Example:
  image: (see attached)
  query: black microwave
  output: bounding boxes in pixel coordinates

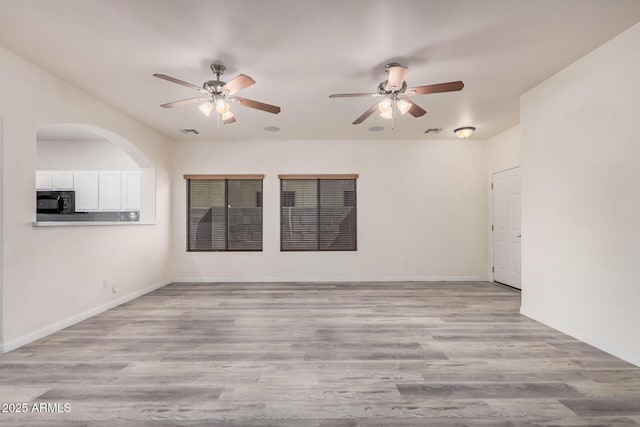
[37,191,75,214]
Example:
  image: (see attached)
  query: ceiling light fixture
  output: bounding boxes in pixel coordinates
[375,96,411,129]
[198,102,214,117]
[454,126,476,139]
[215,99,230,114]
[198,97,234,127]
[380,110,393,119]
[397,99,411,115]
[377,98,393,114]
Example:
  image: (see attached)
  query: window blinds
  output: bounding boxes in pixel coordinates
[279,175,357,251]
[186,175,263,251]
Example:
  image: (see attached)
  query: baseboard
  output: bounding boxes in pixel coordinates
[2,279,171,353]
[520,306,640,368]
[173,275,489,283]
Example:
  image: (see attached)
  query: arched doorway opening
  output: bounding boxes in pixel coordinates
[35,124,156,223]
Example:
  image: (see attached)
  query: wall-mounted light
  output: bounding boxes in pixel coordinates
[454,126,476,139]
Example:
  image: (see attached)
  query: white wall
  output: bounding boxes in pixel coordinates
[0,115,4,345]
[0,46,172,350]
[485,125,521,176]
[37,139,140,170]
[172,139,488,282]
[485,125,521,279]
[520,23,640,366]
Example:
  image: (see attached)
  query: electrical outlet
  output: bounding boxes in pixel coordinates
[103,280,109,290]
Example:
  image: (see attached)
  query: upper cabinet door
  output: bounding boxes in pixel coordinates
[122,171,141,210]
[51,171,74,189]
[36,171,53,190]
[74,171,99,211]
[99,171,122,210]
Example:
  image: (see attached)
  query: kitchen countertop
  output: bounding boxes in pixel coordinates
[33,221,155,227]
[34,211,151,226]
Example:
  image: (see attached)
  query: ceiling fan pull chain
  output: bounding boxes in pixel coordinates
[392,99,396,130]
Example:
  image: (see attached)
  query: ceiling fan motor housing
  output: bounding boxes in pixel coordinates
[203,80,227,94]
[378,80,407,95]
[204,64,227,94]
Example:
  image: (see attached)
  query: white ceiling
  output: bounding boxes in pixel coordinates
[1,0,639,141]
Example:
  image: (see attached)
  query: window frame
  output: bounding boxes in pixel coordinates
[185,174,264,252]
[279,174,358,252]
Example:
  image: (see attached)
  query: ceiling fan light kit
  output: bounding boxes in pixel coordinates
[329,63,465,129]
[197,101,214,117]
[454,126,476,139]
[154,63,280,127]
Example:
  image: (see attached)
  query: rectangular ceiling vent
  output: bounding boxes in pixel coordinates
[179,128,200,135]
[424,128,443,134]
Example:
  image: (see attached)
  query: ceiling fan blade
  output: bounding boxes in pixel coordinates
[329,93,382,98]
[224,116,237,124]
[160,97,210,108]
[352,103,379,125]
[221,74,256,95]
[406,81,464,95]
[402,99,427,117]
[233,97,281,114]
[385,65,408,91]
[153,73,208,93]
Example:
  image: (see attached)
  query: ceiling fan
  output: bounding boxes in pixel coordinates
[329,63,464,128]
[153,64,281,125]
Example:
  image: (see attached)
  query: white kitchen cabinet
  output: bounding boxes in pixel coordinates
[39,169,141,212]
[121,171,141,210]
[99,171,123,210]
[36,170,74,190]
[51,171,74,189]
[36,171,53,190]
[74,171,99,211]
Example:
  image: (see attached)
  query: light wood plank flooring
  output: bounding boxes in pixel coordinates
[1,281,639,426]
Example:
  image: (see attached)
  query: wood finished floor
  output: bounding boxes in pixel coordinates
[1,281,640,426]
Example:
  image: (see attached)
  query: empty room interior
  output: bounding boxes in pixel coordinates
[1,0,640,425]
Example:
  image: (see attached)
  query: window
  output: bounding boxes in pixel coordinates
[185,175,263,251]
[279,174,358,251]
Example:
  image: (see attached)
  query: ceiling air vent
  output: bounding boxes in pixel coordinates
[424,128,443,134]
[179,129,200,135]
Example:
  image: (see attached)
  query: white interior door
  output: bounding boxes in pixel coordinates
[492,167,521,289]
